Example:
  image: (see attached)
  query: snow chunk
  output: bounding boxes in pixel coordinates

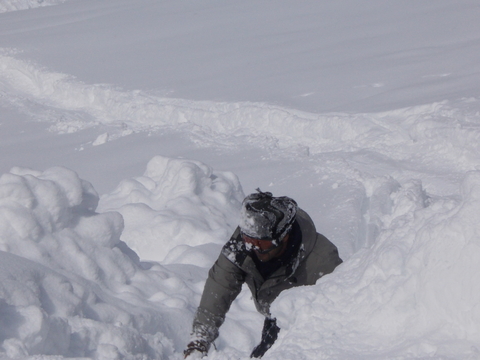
[0,166,128,284]
[92,132,109,146]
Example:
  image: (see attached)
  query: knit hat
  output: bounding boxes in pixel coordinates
[239,189,297,241]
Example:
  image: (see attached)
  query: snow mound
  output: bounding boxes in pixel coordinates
[0,0,64,13]
[0,166,126,285]
[270,172,480,360]
[99,155,244,264]
[0,162,238,359]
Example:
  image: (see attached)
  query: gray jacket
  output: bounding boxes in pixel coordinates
[191,208,342,345]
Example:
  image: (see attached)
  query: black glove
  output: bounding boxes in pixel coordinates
[184,340,208,359]
[250,317,280,358]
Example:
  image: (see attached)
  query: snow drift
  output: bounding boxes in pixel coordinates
[2,156,480,359]
[2,51,480,182]
[0,160,244,359]
[98,155,244,263]
[271,173,480,360]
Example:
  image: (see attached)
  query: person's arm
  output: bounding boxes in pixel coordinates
[185,253,246,357]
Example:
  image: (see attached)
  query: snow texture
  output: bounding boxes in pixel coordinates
[99,156,244,263]
[1,1,480,359]
[0,0,64,13]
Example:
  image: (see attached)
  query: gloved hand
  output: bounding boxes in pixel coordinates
[184,340,208,359]
[250,317,280,358]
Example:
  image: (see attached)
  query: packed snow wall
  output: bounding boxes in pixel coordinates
[271,172,480,360]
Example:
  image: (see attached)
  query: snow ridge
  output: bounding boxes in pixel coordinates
[1,52,480,175]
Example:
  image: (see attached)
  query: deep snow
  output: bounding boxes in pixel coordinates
[1,0,480,359]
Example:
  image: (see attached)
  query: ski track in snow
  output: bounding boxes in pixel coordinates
[1,51,480,177]
[2,49,480,359]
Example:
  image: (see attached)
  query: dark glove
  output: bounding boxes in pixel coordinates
[250,317,280,358]
[184,340,208,359]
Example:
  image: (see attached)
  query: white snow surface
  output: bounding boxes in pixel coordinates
[0,0,64,13]
[1,0,480,359]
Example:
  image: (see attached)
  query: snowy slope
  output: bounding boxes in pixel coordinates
[1,0,480,359]
[0,0,64,13]
[1,0,480,113]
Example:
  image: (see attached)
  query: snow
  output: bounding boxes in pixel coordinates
[1,0,480,359]
[99,156,244,263]
[0,0,64,13]
[272,174,480,359]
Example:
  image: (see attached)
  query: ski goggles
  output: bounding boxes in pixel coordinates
[241,233,281,254]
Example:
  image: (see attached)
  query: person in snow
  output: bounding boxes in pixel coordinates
[184,189,343,358]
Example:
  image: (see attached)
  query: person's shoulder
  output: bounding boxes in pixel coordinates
[313,232,338,252]
[310,232,343,268]
[221,227,248,266]
[295,208,317,253]
[296,208,316,233]
[295,209,340,261]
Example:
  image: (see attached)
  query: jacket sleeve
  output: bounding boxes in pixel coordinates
[191,252,246,346]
